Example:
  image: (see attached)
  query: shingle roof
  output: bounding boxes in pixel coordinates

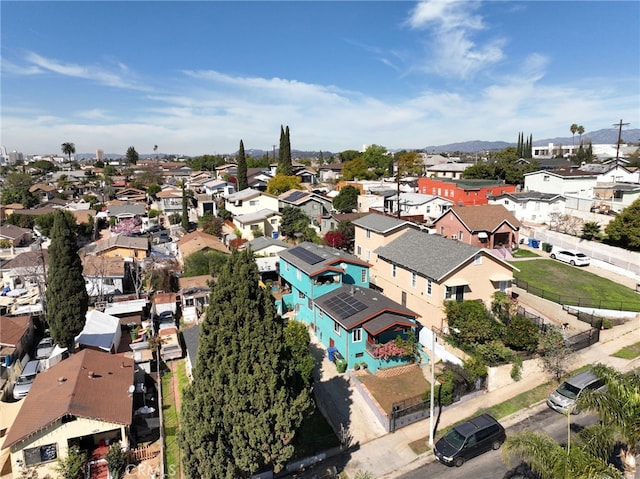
[491,191,564,202]
[444,205,522,232]
[177,231,229,258]
[243,236,290,252]
[0,250,49,271]
[375,229,483,281]
[279,242,367,277]
[226,188,262,201]
[315,284,417,330]
[91,235,149,254]
[351,213,414,234]
[234,209,279,224]
[0,224,32,240]
[0,315,31,347]
[3,349,134,448]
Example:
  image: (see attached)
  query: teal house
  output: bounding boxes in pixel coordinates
[279,243,420,373]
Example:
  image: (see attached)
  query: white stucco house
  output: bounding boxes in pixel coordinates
[489,191,565,224]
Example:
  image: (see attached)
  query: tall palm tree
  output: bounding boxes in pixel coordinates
[576,364,640,478]
[502,427,623,479]
[570,124,579,145]
[61,142,75,162]
[577,125,585,144]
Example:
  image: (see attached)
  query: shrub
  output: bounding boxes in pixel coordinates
[503,314,539,353]
[473,340,516,366]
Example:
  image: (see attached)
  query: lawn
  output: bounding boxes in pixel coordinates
[512,248,540,258]
[357,366,430,414]
[512,259,640,311]
[161,361,184,478]
[612,341,640,359]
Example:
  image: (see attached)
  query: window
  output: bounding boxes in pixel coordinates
[308,297,313,310]
[366,229,371,239]
[23,444,58,466]
[355,352,364,358]
[445,286,454,300]
[474,254,482,265]
[458,230,463,241]
[296,269,301,280]
[411,272,417,288]
[285,262,290,272]
[497,280,508,292]
[249,200,258,206]
[391,264,397,278]
[543,175,550,182]
[361,269,367,283]
[504,200,510,205]
[270,218,278,225]
[185,298,195,307]
[353,328,362,342]
[426,278,432,296]
[357,245,362,255]
[365,249,370,261]
[333,320,341,335]
[440,226,445,235]
[298,291,305,299]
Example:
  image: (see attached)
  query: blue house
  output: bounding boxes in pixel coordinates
[279,242,420,373]
[279,242,370,324]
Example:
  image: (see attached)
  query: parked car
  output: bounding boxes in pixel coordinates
[434,414,506,467]
[550,249,591,266]
[35,337,55,360]
[13,360,41,400]
[547,369,605,415]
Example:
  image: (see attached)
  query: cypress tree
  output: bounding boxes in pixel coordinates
[180,250,312,478]
[283,125,292,175]
[237,139,248,191]
[45,211,89,352]
[277,125,285,174]
[181,182,189,229]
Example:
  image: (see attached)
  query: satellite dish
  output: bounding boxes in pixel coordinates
[128,385,135,394]
[340,263,347,270]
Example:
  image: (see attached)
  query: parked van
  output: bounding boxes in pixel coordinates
[547,369,605,414]
[13,360,41,400]
[434,414,506,467]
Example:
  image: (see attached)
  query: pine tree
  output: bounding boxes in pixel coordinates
[180,250,312,478]
[284,126,292,175]
[277,125,285,174]
[181,182,189,229]
[237,139,248,191]
[45,211,89,352]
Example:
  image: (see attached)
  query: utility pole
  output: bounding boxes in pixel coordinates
[613,119,629,167]
[429,327,435,447]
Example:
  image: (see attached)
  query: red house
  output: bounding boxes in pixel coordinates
[417,177,517,206]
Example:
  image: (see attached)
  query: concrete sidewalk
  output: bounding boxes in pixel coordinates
[340,322,640,479]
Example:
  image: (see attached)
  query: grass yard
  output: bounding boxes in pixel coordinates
[612,341,640,359]
[161,361,184,478]
[512,248,541,258]
[357,367,430,414]
[512,259,640,311]
[294,406,341,458]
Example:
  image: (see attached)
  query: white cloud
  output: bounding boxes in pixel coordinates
[21,52,150,91]
[406,0,505,78]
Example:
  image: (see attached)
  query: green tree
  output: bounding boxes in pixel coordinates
[147,183,161,197]
[502,314,539,353]
[396,151,423,177]
[577,125,585,143]
[45,211,89,352]
[337,220,355,251]
[105,443,127,479]
[32,159,57,173]
[180,249,313,478]
[283,320,315,389]
[538,325,574,381]
[339,149,360,163]
[444,300,500,346]
[605,199,640,250]
[1,172,38,207]
[280,206,310,238]
[61,142,75,163]
[576,364,640,478]
[266,175,301,195]
[332,185,359,213]
[276,125,293,176]
[237,139,248,191]
[341,156,371,181]
[582,221,601,240]
[55,445,86,479]
[126,146,139,165]
[502,427,623,479]
[199,213,223,237]
[181,183,189,229]
[361,144,388,170]
[570,124,579,145]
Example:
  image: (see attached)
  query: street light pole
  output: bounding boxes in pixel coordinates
[429,327,435,447]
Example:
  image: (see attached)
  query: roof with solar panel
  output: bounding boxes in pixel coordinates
[279,242,368,276]
[315,284,418,330]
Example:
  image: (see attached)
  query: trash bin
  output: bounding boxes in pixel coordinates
[528,239,540,249]
[336,359,347,373]
[327,347,337,362]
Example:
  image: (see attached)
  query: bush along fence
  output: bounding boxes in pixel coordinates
[513,277,640,312]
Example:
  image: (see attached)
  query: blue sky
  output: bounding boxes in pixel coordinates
[2,1,638,157]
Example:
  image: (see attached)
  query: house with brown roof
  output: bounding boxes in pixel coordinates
[82,256,126,299]
[0,250,48,291]
[2,350,135,478]
[0,315,37,396]
[84,235,148,260]
[178,275,211,323]
[0,225,32,247]
[431,204,521,255]
[27,184,57,202]
[176,231,229,265]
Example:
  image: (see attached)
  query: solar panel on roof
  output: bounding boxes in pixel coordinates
[287,190,308,202]
[322,291,367,320]
[289,247,324,265]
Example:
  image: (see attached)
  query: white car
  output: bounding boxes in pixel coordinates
[550,249,590,266]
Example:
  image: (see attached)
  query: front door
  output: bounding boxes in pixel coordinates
[329,338,334,348]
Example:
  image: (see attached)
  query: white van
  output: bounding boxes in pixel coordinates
[13,360,41,400]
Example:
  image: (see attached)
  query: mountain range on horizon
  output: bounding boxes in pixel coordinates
[73,127,639,159]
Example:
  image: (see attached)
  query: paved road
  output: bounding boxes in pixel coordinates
[396,408,599,479]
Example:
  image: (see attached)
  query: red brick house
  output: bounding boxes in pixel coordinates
[417,177,517,206]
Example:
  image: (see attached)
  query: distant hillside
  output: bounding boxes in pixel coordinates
[422,140,512,154]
